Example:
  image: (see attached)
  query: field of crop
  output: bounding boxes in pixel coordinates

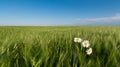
[0,26,120,67]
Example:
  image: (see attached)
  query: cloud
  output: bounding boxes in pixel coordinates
[74,13,120,25]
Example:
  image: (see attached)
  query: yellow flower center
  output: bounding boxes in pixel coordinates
[88,50,90,53]
[84,42,88,45]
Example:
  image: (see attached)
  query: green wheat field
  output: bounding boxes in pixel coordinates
[0,26,120,67]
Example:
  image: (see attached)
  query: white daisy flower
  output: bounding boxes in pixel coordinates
[86,48,92,55]
[82,40,90,48]
[74,38,82,43]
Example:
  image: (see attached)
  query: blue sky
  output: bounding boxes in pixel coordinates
[0,0,120,26]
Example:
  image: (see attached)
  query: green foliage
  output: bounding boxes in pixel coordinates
[0,26,120,67]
